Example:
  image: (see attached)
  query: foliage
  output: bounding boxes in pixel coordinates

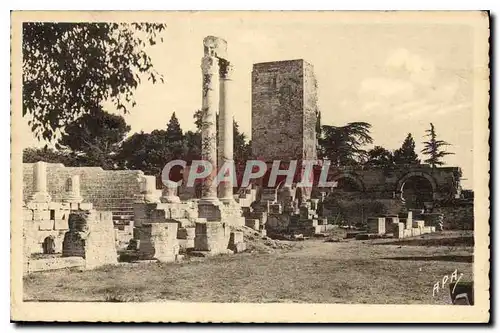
[23,146,74,165]
[55,109,130,169]
[23,22,166,140]
[393,133,420,165]
[365,146,394,167]
[421,123,454,167]
[318,122,373,166]
[192,109,251,166]
[118,113,188,176]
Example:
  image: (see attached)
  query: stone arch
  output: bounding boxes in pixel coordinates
[332,173,365,192]
[396,171,437,207]
[42,235,55,254]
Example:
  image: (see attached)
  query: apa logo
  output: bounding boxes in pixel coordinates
[432,269,464,297]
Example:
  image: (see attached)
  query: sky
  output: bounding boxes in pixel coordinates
[21,12,476,188]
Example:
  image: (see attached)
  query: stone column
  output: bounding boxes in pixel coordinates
[64,175,83,203]
[218,61,236,204]
[141,175,160,203]
[30,161,51,203]
[200,53,220,204]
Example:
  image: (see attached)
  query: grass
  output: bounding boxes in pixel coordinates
[23,233,473,304]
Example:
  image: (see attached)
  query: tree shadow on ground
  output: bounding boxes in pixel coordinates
[381,255,473,263]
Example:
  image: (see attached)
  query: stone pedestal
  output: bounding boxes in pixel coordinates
[30,161,51,203]
[141,175,160,204]
[161,185,181,203]
[367,217,386,235]
[194,221,230,254]
[63,175,83,203]
[405,211,413,230]
[137,222,179,263]
[62,210,118,269]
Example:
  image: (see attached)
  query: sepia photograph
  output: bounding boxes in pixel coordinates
[10,10,490,323]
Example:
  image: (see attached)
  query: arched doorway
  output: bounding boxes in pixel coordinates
[398,175,435,209]
[332,174,365,193]
[42,236,56,254]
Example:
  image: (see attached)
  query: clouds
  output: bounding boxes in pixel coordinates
[357,48,467,119]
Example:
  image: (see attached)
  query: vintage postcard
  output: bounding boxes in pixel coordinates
[11,11,490,323]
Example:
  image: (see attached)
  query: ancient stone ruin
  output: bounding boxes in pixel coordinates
[22,35,469,274]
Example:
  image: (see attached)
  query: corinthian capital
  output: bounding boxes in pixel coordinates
[201,56,219,75]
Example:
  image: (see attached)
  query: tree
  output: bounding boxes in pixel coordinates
[393,133,420,165]
[421,123,454,167]
[365,146,394,167]
[318,122,373,166]
[166,112,183,142]
[56,108,131,169]
[191,109,250,166]
[23,22,166,140]
[233,119,251,167]
[23,146,74,165]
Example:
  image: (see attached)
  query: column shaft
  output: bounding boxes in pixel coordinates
[218,62,235,202]
[200,55,220,203]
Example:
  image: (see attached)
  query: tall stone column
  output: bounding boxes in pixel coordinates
[218,61,236,204]
[200,53,220,204]
[64,175,83,203]
[30,161,51,203]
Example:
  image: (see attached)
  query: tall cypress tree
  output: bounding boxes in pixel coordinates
[421,123,454,168]
[166,112,183,142]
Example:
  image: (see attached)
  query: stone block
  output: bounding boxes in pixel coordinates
[300,219,318,227]
[411,228,421,237]
[269,204,282,215]
[197,202,222,221]
[320,218,328,225]
[54,219,69,230]
[33,210,50,221]
[232,242,247,253]
[229,231,244,245]
[245,218,260,230]
[430,226,436,233]
[396,222,405,239]
[413,220,425,229]
[70,202,80,210]
[48,202,62,210]
[39,219,54,231]
[63,210,118,269]
[194,222,230,254]
[367,217,386,235]
[26,202,49,210]
[60,202,71,210]
[137,222,179,263]
[406,211,413,230]
[422,226,432,234]
[78,202,93,210]
[260,229,267,237]
[54,209,69,220]
[403,229,412,238]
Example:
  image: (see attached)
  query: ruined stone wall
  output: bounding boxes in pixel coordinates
[23,163,144,221]
[252,60,317,162]
[327,165,462,200]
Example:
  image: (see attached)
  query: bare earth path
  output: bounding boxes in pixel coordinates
[24,235,473,304]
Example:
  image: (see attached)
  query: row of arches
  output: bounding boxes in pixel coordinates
[329,172,437,209]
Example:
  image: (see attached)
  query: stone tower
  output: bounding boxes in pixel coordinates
[251,59,318,163]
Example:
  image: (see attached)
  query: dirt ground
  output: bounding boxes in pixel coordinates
[23,231,473,304]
